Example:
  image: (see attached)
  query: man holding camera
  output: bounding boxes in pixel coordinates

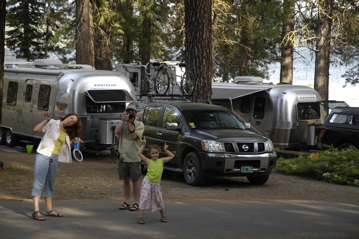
[115,104,144,211]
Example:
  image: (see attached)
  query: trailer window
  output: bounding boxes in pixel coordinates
[298,103,320,120]
[25,85,33,102]
[253,97,265,119]
[86,90,130,113]
[37,85,51,111]
[6,81,18,106]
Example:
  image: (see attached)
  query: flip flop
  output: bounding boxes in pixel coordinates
[45,210,63,217]
[32,211,46,221]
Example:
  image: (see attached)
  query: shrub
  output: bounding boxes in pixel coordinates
[275,146,359,186]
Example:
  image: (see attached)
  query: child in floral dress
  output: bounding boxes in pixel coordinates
[137,137,174,224]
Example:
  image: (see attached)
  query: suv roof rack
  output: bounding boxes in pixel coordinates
[137,93,193,101]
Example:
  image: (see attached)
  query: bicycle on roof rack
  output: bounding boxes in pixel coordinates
[155,62,196,96]
[138,62,167,95]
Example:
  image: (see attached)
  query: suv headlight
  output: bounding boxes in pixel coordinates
[264,139,274,151]
[201,140,225,152]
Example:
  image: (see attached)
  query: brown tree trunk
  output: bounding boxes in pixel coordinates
[76,0,94,67]
[314,0,332,102]
[280,0,295,84]
[94,30,113,70]
[139,15,152,95]
[0,0,5,124]
[185,0,213,103]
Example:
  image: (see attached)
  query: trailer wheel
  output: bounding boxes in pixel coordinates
[247,175,270,185]
[5,130,16,147]
[0,129,5,145]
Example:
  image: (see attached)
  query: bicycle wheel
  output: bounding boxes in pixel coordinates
[154,68,170,95]
[181,70,196,95]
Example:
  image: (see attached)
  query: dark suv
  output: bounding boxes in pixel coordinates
[135,100,277,186]
[319,107,359,151]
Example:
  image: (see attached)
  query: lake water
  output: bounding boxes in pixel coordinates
[267,58,358,107]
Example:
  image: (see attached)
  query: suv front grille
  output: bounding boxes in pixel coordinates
[224,142,265,153]
[237,143,254,152]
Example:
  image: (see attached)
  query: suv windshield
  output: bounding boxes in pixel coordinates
[183,110,245,129]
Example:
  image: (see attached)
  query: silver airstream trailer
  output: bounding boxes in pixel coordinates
[1,59,136,151]
[211,77,325,149]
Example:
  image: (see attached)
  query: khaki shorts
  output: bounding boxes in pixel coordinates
[118,157,142,181]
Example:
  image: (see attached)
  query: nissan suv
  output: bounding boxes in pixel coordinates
[134,100,277,186]
[319,107,359,151]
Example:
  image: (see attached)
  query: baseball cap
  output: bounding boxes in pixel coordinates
[126,103,137,111]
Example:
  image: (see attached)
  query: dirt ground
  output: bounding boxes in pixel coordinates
[0,145,358,203]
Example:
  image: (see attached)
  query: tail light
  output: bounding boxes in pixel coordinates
[319,129,326,137]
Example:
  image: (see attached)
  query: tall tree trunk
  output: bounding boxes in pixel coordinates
[76,0,94,67]
[122,0,134,64]
[0,0,5,124]
[314,0,332,101]
[280,0,295,84]
[139,15,152,95]
[185,0,213,103]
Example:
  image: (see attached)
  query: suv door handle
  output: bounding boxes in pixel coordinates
[156,132,163,136]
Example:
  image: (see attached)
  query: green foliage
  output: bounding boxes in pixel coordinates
[275,146,359,186]
[213,0,283,81]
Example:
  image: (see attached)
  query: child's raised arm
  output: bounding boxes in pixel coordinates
[162,142,174,163]
[138,137,150,164]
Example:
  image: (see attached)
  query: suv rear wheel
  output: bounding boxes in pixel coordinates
[338,143,353,151]
[183,152,205,186]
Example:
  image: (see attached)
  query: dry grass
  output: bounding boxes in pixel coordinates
[0,146,121,202]
[1,145,358,203]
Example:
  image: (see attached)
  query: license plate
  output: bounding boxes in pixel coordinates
[241,166,253,173]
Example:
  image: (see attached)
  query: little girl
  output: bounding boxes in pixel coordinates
[137,137,174,224]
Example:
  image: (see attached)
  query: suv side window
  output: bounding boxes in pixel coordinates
[162,106,181,128]
[143,105,162,126]
[329,113,359,126]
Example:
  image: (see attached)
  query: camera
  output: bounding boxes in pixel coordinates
[128,113,134,120]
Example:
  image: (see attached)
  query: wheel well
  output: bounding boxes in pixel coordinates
[335,140,355,148]
[180,146,198,168]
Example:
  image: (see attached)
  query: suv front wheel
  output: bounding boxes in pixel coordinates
[183,152,205,186]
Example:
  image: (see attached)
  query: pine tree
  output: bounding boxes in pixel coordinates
[6,0,46,60]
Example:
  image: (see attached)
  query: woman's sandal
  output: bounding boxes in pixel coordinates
[137,217,145,224]
[129,203,139,211]
[119,202,130,210]
[160,216,168,223]
[32,211,46,221]
[45,210,63,217]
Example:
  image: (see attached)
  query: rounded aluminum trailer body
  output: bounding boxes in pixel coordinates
[1,64,136,150]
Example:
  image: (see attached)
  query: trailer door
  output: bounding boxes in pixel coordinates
[249,96,267,135]
[32,83,52,138]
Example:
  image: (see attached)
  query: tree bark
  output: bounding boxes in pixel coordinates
[314,0,332,102]
[280,0,295,84]
[76,0,94,67]
[185,0,213,103]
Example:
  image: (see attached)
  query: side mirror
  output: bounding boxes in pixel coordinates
[166,122,180,130]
